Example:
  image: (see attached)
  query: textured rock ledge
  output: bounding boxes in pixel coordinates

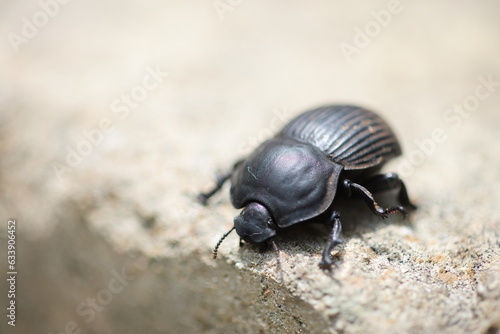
[3,110,499,333]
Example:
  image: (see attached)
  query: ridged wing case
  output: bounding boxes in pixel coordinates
[278,105,401,170]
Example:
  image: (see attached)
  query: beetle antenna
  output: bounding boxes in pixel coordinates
[213,226,235,259]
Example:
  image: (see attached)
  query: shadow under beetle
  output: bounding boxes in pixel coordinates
[199,105,416,269]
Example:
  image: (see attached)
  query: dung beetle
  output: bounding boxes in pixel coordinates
[199,105,416,269]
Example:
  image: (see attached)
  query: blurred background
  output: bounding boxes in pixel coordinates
[0,1,499,333]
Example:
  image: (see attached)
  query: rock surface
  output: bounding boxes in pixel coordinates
[0,1,499,333]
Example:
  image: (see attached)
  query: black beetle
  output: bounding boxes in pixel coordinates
[199,105,416,269]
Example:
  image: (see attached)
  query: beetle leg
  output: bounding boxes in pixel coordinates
[319,210,343,270]
[270,239,284,281]
[343,179,408,218]
[362,173,417,210]
[197,160,243,205]
[197,172,232,205]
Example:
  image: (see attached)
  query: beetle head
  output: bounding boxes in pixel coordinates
[234,202,276,243]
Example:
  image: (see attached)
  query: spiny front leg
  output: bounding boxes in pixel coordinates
[197,160,243,205]
[319,210,343,270]
[343,179,408,219]
[197,171,232,205]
